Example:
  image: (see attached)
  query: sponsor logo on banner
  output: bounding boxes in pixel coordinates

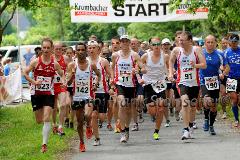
[74,3,108,16]
[69,0,208,23]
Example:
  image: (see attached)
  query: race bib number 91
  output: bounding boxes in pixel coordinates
[204,76,219,90]
[226,78,237,92]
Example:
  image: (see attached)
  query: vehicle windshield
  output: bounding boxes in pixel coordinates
[0,49,8,56]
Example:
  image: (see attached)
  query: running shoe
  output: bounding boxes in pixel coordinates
[131,124,139,131]
[203,119,209,131]
[107,124,113,131]
[153,133,160,140]
[165,120,170,127]
[120,132,127,143]
[79,142,86,152]
[209,126,216,135]
[193,121,198,129]
[221,112,227,119]
[181,130,190,140]
[41,144,47,153]
[93,139,101,146]
[52,126,58,134]
[234,121,239,127]
[58,127,66,136]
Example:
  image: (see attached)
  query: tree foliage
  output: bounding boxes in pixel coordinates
[0,0,53,45]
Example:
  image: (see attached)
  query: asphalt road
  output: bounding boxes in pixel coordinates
[65,113,240,160]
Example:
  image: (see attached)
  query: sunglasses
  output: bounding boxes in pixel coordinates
[76,49,85,51]
[112,42,120,45]
[151,42,161,46]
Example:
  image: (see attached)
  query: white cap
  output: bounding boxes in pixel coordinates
[161,38,171,44]
[87,40,99,46]
[120,35,130,40]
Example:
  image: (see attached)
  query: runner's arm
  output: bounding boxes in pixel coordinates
[66,62,75,86]
[110,53,117,86]
[23,59,38,85]
[169,48,178,80]
[91,63,101,84]
[134,52,146,74]
[103,59,112,80]
[195,47,207,69]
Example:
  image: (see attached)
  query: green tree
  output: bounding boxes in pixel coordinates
[0,0,53,46]
[111,0,240,36]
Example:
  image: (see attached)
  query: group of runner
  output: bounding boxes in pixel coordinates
[23,31,240,153]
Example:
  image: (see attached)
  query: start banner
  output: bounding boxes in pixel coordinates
[69,0,208,23]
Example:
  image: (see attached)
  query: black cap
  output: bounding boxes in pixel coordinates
[229,34,239,42]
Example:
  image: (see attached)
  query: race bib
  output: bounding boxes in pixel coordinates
[181,66,195,82]
[75,78,89,95]
[54,73,62,84]
[204,76,219,90]
[36,76,52,91]
[119,70,132,86]
[151,80,167,93]
[226,78,238,92]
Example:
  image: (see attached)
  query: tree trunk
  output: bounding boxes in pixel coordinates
[0,28,3,47]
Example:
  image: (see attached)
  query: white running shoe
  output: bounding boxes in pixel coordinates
[131,124,139,131]
[221,112,227,119]
[181,130,190,140]
[193,122,198,129]
[120,133,127,143]
[165,120,170,127]
[93,139,101,146]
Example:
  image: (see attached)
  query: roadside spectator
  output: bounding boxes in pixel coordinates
[23,48,35,68]
[3,58,12,76]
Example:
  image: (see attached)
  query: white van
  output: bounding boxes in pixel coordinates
[0,45,40,84]
[0,45,40,64]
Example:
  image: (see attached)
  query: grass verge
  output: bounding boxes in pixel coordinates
[0,103,76,160]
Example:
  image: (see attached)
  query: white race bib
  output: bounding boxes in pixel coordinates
[151,80,167,93]
[75,78,89,96]
[54,73,62,84]
[204,76,219,90]
[181,66,195,82]
[226,78,238,92]
[36,76,52,91]
[119,70,132,87]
